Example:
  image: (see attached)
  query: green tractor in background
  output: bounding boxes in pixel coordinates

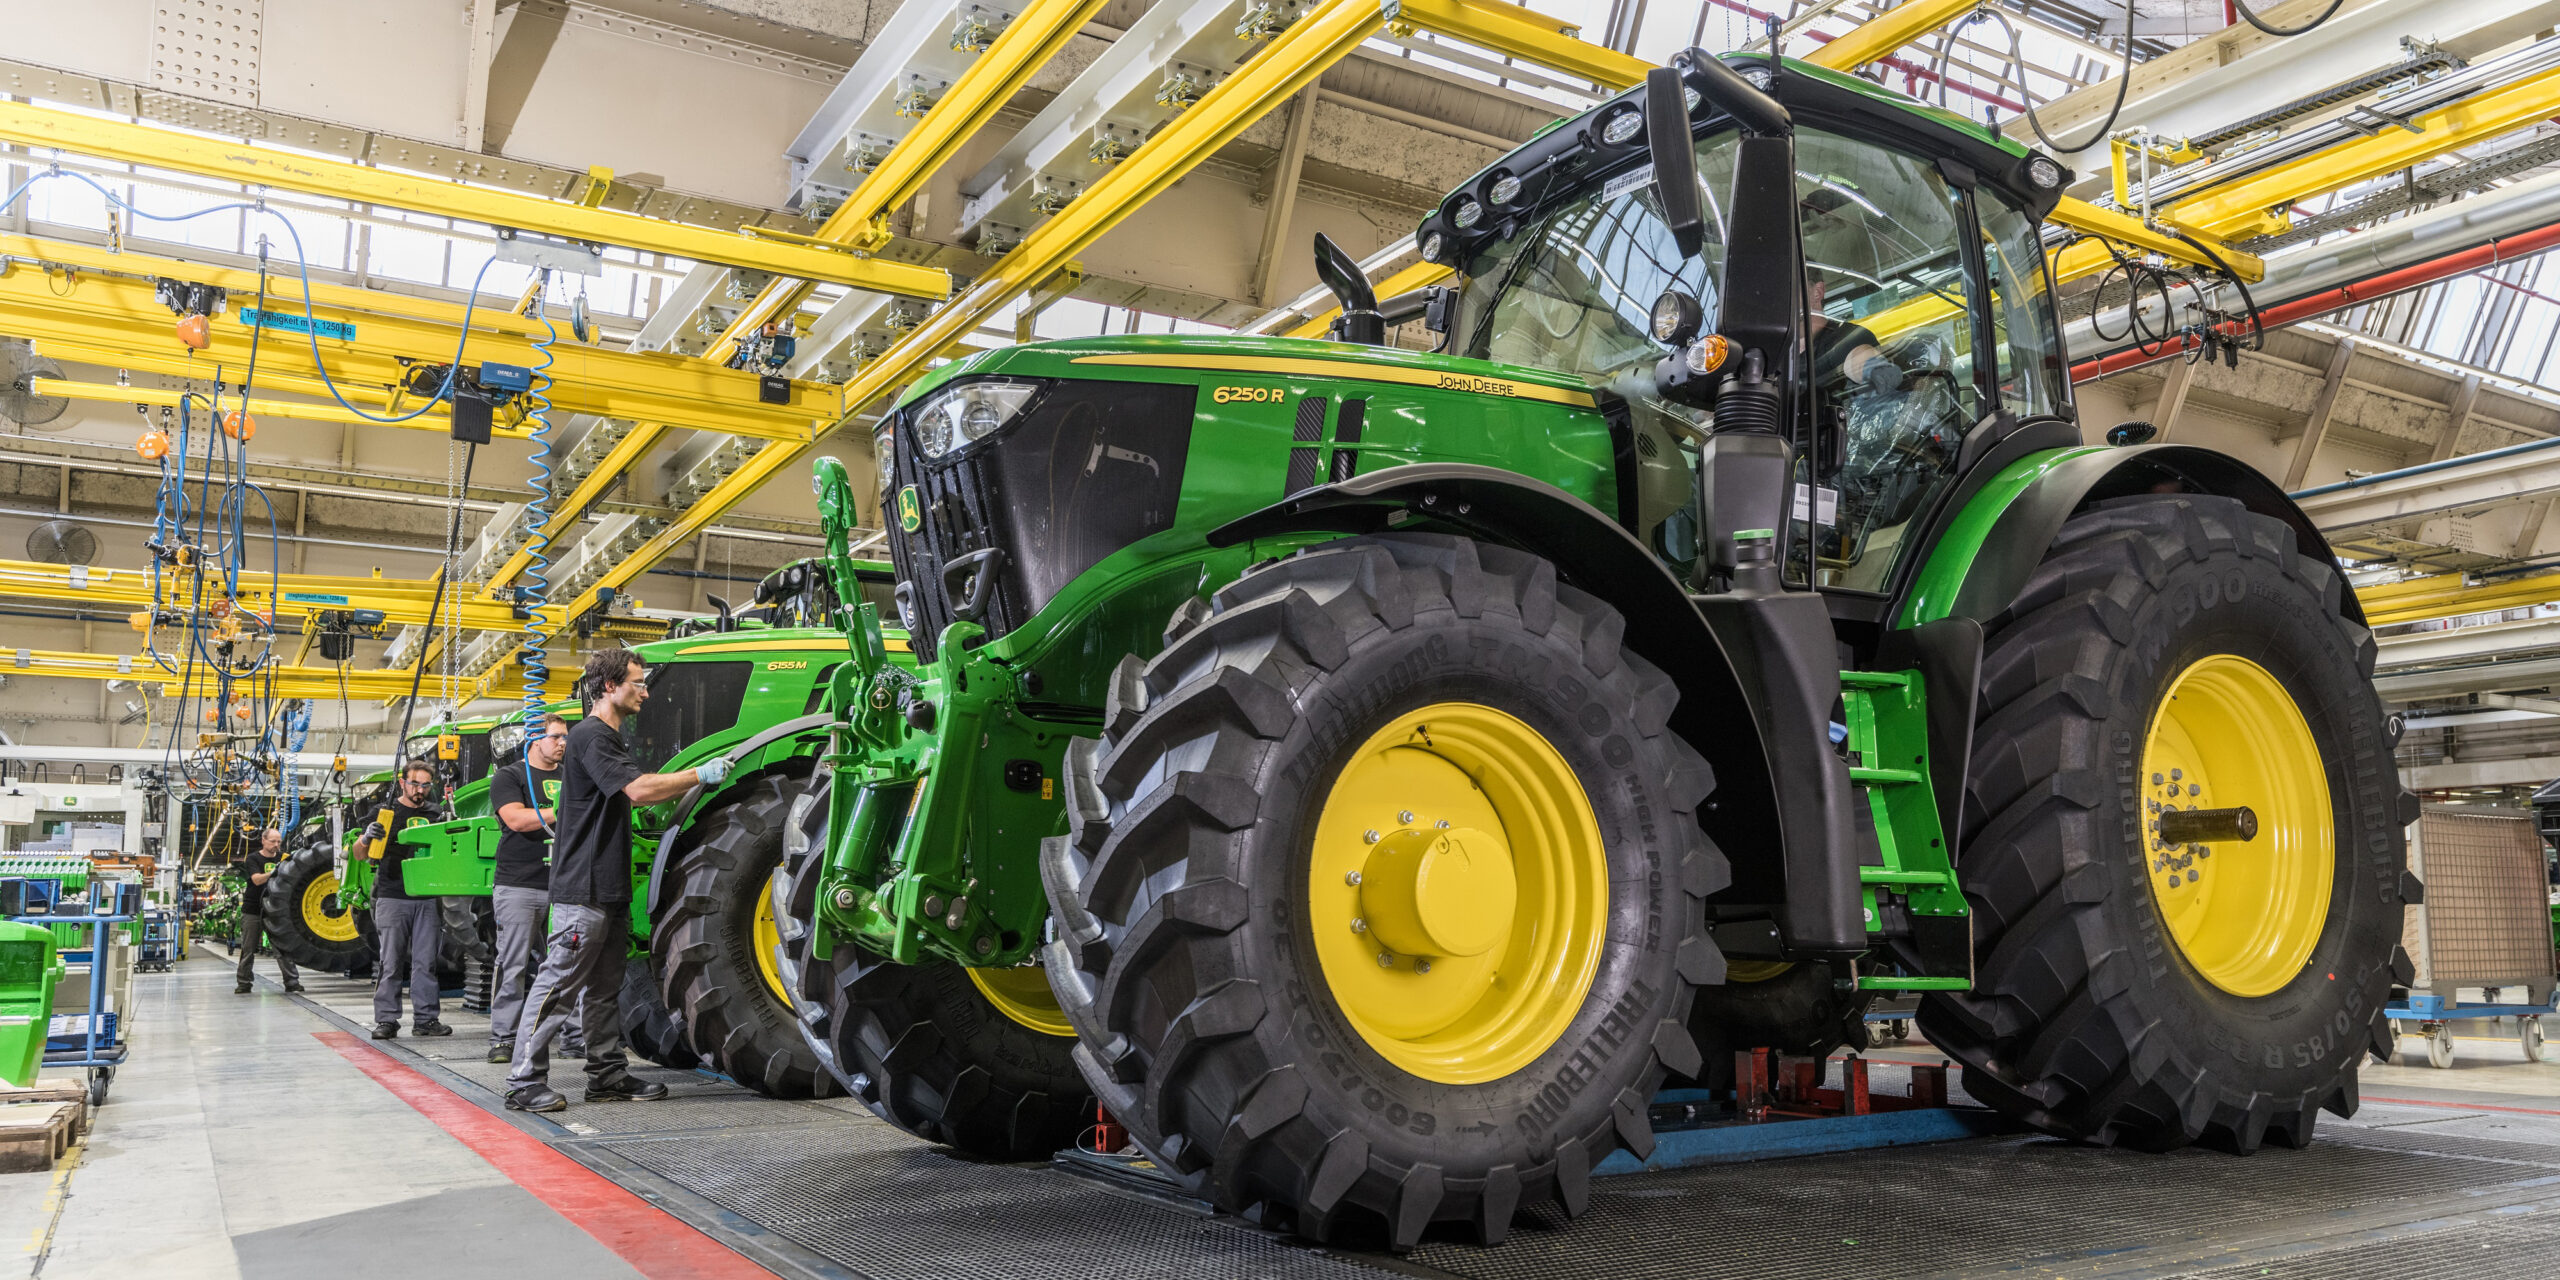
[389,557,903,1096]
[786,50,2414,1246]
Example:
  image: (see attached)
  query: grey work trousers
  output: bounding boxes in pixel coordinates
[371,896,443,1026]
[489,886,583,1049]
[234,912,300,986]
[505,902,630,1089]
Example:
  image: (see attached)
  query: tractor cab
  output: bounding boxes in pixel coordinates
[1413,52,2071,602]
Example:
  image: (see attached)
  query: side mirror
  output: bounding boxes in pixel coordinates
[1644,68,1706,260]
[2106,421,2158,446]
[1312,233,1383,345]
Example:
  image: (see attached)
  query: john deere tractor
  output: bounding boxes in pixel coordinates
[390,558,902,1096]
[790,51,2409,1246]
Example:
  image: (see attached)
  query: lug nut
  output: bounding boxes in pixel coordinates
[1415,959,1431,974]
[1350,918,1368,934]
[1363,830,1380,844]
[1397,810,1415,825]
[1345,871,1362,886]
[1435,819,1450,829]
[1377,951,1395,967]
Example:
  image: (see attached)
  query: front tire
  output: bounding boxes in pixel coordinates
[261,844,375,973]
[775,773,1093,1159]
[1922,494,2409,1153]
[652,773,837,1099]
[1043,534,1723,1247]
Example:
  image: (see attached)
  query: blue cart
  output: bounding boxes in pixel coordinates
[2385,989,2554,1069]
[18,911,135,1106]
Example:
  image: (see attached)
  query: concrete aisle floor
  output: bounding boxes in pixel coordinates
[1,948,674,1280]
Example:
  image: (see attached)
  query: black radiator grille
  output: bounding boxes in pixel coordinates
[888,377,1197,662]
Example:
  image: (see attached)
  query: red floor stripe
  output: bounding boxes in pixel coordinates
[316,1031,777,1280]
[2366,1094,2560,1118]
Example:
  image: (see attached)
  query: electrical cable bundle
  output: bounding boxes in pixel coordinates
[2071,229,2266,365]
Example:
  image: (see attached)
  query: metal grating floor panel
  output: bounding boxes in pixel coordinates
[265,963,2560,1280]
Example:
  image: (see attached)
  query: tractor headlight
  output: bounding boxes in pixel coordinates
[1599,106,1642,145]
[873,424,896,495]
[910,379,1042,459]
[2026,155,2066,190]
[1488,172,1521,205]
[1451,198,1483,230]
[488,721,527,760]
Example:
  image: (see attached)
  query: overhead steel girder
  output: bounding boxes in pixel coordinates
[2293,442,2560,533]
[33,377,513,437]
[2376,615,2560,670]
[709,0,1112,367]
[2166,64,2560,239]
[469,0,1456,703]
[1798,0,1981,74]
[2,647,522,702]
[2050,198,2264,281]
[0,259,834,439]
[2374,653,2560,703]
[1388,0,1650,90]
[0,557,533,634]
[0,101,951,300]
[2359,569,2560,628]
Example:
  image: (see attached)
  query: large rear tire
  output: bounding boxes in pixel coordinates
[775,773,1093,1159]
[1921,494,2410,1153]
[261,844,375,974]
[652,773,837,1099]
[1043,534,1723,1247]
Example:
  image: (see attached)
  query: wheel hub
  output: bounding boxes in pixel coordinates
[1357,825,1515,959]
[2139,654,2334,998]
[1309,702,1608,1085]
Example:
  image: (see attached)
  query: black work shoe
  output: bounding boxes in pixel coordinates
[487,1041,514,1064]
[414,1020,455,1037]
[559,1043,585,1060]
[371,1021,400,1040]
[583,1076,669,1103]
[506,1084,567,1113]
[284,983,306,994]
[235,984,252,994]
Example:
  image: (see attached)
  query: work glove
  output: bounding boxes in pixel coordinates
[1858,358,1905,393]
[694,756,733,788]
[360,821,386,845]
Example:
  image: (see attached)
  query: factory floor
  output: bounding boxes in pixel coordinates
[6,948,2560,1279]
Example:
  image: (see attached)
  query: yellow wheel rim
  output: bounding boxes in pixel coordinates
[752,869,788,1004]
[1726,960,1793,983]
[968,966,1076,1037]
[2139,654,2334,998]
[1309,701,1608,1085]
[302,870,359,943]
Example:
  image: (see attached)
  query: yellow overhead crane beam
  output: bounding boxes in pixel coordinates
[33,377,505,436]
[704,0,1115,365]
[467,0,1620,704]
[5,648,522,703]
[476,0,1116,603]
[0,101,951,300]
[2357,569,2560,629]
[2162,64,2560,239]
[1800,0,1982,73]
[0,557,542,634]
[0,240,836,440]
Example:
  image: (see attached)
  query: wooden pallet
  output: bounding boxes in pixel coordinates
[0,1100,81,1173]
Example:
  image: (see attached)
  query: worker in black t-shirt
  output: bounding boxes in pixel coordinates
[230,827,304,994]
[362,760,454,1040]
[505,648,730,1113]
[486,713,572,1064]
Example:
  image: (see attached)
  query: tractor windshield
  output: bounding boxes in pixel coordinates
[1454,124,2065,593]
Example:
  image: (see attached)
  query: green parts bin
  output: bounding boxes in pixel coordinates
[0,920,64,1087]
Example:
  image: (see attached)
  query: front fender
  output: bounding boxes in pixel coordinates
[640,713,832,922]
[1898,443,2365,629]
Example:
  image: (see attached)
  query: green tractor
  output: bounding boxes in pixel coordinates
[787,50,2409,1246]
[389,558,904,1096]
